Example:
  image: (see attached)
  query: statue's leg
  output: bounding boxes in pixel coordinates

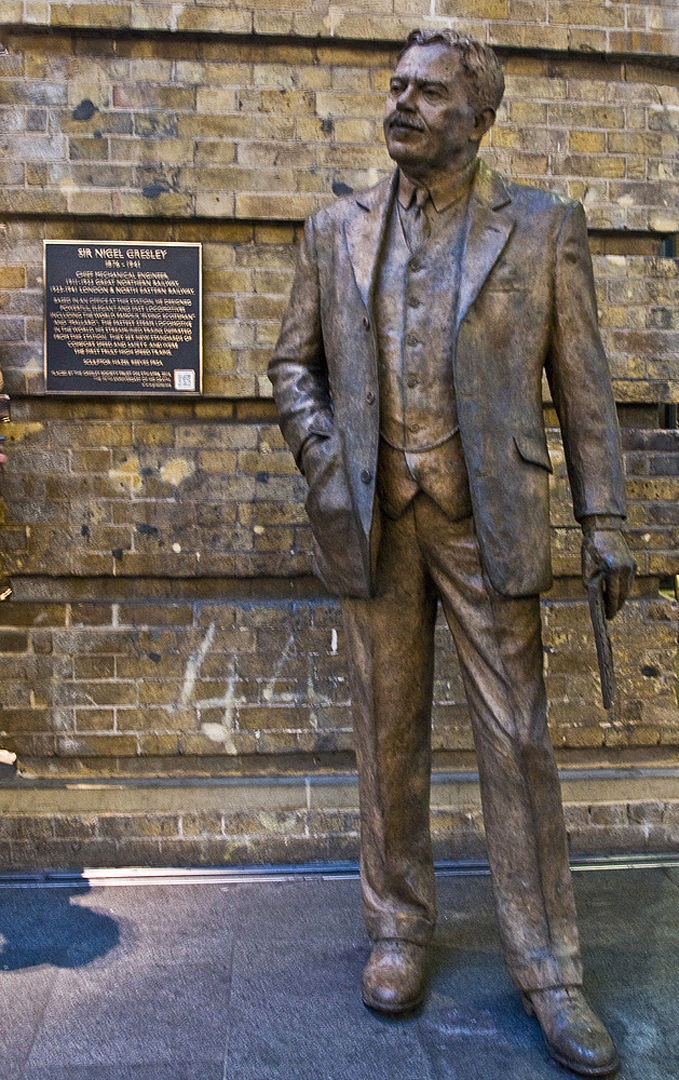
[341,502,439,947]
[416,498,583,992]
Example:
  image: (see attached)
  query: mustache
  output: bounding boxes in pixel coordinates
[386,115,425,132]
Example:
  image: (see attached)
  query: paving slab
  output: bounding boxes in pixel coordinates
[0,867,678,1080]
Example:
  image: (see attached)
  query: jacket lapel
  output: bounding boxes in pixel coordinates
[344,172,398,312]
[456,163,515,333]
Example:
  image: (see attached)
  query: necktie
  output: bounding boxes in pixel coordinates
[408,186,430,251]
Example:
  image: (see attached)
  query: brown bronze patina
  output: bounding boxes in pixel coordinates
[269,29,635,1078]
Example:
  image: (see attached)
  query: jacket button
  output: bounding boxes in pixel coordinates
[408,422,420,434]
[365,390,375,405]
[362,316,370,330]
[360,469,372,484]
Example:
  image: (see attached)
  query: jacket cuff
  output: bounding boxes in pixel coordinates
[581,514,626,534]
[294,413,334,469]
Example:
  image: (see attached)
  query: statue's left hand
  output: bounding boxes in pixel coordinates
[581,529,637,619]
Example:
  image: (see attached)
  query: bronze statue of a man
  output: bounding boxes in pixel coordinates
[269,29,635,1077]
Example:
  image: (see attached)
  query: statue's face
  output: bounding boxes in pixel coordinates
[383,43,481,173]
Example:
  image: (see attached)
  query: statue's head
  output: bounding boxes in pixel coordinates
[383,30,504,177]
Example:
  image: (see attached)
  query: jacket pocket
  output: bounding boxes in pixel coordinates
[304,435,368,596]
[513,432,553,473]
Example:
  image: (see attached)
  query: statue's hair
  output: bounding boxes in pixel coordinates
[398,29,505,115]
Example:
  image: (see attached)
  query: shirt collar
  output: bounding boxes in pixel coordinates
[398,158,478,213]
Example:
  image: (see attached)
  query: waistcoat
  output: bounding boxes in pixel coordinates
[375,192,473,522]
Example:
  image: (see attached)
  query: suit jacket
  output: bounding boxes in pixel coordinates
[269,161,626,599]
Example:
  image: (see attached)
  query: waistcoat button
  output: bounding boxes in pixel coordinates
[360,469,372,484]
[366,390,376,405]
[406,374,418,388]
[362,316,370,330]
[406,334,419,347]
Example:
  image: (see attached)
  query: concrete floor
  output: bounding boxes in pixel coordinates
[0,864,678,1079]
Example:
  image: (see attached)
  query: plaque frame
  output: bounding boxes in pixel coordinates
[43,240,203,396]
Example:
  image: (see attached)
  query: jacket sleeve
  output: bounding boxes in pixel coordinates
[545,200,627,523]
[268,215,334,466]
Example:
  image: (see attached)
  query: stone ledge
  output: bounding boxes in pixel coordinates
[2,767,679,870]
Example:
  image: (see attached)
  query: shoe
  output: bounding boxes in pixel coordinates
[361,939,427,1015]
[522,986,620,1077]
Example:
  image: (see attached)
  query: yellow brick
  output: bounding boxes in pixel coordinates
[509,0,547,19]
[627,157,646,180]
[177,8,252,32]
[550,2,624,27]
[178,115,253,139]
[316,90,384,119]
[0,267,26,289]
[109,138,194,165]
[518,25,570,49]
[567,28,608,52]
[510,102,548,126]
[333,119,377,143]
[194,142,238,166]
[259,90,316,116]
[254,224,296,244]
[197,451,238,472]
[559,154,626,179]
[51,4,131,28]
[131,5,174,30]
[203,372,257,396]
[235,193,320,219]
[439,0,509,16]
[505,75,567,101]
[195,193,237,217]
[608,132,662,155]
[510,152,548,174]
[196,88,238,114]
[331,67,372,92]
[253,64,299,90]
[298,67,332,91]
[295,172,328,194]
[489,23,527,48]
[67,191,114,215]
[491,128,522,149]
[204,270,255,293]
[569,131,607,153]
[114,192,192,216]
[204,297,236,320]
[254,10,295,35]
[22,1,48,20]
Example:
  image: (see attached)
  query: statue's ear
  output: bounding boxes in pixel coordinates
[472,108,495,143]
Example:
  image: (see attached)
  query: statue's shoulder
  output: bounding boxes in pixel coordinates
[311,174,394,232]
[483,162,578,219]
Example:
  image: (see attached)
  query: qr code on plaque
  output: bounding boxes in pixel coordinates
[174,369,195,392]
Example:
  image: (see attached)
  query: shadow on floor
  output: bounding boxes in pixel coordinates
[0,884,120,971]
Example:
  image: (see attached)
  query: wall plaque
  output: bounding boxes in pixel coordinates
[44,241,202,395]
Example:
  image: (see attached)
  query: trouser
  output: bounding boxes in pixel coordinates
[341,495,583,991]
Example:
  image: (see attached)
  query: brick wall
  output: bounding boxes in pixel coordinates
[1,0,677,55]
[2,219,679,401]
[0,37,677,230]
[0,4,677,865]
